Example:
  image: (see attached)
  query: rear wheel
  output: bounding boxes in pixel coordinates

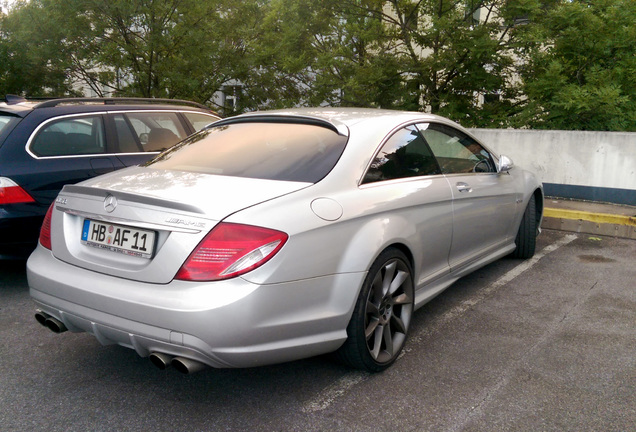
[336,248,414,372]
[511,195,537,259]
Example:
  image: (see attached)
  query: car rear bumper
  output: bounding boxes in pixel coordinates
[27,245,364,368]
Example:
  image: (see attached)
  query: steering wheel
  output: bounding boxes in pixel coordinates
[473,159,491,173]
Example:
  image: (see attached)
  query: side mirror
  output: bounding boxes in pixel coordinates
[497,155,514,173]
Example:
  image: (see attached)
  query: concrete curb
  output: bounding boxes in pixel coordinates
[542,203,636,240]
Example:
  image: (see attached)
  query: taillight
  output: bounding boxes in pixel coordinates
[175,223,288,281]
[0,177,35,204]
[39,203,55,250]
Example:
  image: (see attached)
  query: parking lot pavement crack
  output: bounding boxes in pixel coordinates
[558,281,598,324]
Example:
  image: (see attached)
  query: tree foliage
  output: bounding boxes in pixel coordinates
[515,0,636,131]
[243,0,404,111]
[371,0,526,126]
[73,0,259,103]
[1,0,259,109]
[1,0,634,130]
[0,0,76,96]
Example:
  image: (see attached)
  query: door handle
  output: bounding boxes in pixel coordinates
[456,182,472,193]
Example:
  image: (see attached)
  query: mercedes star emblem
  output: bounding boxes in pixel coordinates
[104,194,118,213]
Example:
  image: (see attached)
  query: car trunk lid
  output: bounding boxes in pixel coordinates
[49,167,310,284]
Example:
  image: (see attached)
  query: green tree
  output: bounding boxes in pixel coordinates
[365,0,544,126]
[515,0,636,131]
[1,0,260,112]
[250,0,543,127]
[3,0,633,131]
[241,0,404,111]
[63,0,259,109]
[0,0,76,96]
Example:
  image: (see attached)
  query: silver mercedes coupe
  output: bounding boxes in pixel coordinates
[28,108,543,373]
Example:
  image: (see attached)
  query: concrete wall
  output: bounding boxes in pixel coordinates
[469,129,636,205]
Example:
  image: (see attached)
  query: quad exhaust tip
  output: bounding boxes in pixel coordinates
[34,312,207,373]
[149,352,172,370]
[45,317,68,333]
[149,352,207,374]
[34,311,48,326]
[35,310,68,333]
[171,356,207,374]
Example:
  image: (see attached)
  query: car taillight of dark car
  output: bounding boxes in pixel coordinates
[0,177,35,204]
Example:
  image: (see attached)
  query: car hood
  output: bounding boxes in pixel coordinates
[77,166,311,220]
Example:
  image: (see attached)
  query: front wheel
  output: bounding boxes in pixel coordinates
[511,194,537,259]
[336,248,414,372]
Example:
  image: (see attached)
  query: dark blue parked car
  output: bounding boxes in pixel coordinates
[0,95,220,258]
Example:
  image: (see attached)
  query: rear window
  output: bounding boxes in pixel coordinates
[29,115,106,157]
[0,114,20,137]
[146,122,348,183]
[183,112,219,132]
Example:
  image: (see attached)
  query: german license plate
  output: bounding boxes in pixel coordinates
[81,219,155,258]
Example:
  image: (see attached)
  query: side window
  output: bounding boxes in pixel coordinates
[125,112,188,152]
[30,115,105,157]
[183,112,219,132]
[417,123,496,174]
[113,114,142,153]
[362,125,441,184]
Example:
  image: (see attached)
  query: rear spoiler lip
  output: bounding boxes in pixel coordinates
[206,113,350,137]
[60,184,207,215]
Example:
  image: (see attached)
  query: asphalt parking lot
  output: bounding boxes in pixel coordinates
[1,229,634,432]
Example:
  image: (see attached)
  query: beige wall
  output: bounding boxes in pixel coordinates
[469,129,636,191]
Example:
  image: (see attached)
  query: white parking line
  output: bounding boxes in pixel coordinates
[302,372,368,413]
[301,234,578,413]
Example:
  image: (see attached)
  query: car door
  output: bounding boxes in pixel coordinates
[416,122,518,270]
[360,125,454,287]
[24,113,124,203]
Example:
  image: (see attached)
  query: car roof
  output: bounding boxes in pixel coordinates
[210,107,496,161]
[217,107,462,136]
[0,96,217,118]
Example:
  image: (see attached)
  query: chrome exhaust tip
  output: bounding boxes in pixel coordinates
[171,357,207,374]
[149,352,173,370]
[34,310,50,327]
[44,317,68,333]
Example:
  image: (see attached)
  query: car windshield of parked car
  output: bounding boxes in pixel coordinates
[146,122,348,183]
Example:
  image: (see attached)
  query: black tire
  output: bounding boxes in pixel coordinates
[335,248,414,372]
[511,194,537,259]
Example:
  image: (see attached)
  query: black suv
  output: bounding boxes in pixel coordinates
[0,95,220,258]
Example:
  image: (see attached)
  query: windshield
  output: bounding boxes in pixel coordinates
[146,121,348,183]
